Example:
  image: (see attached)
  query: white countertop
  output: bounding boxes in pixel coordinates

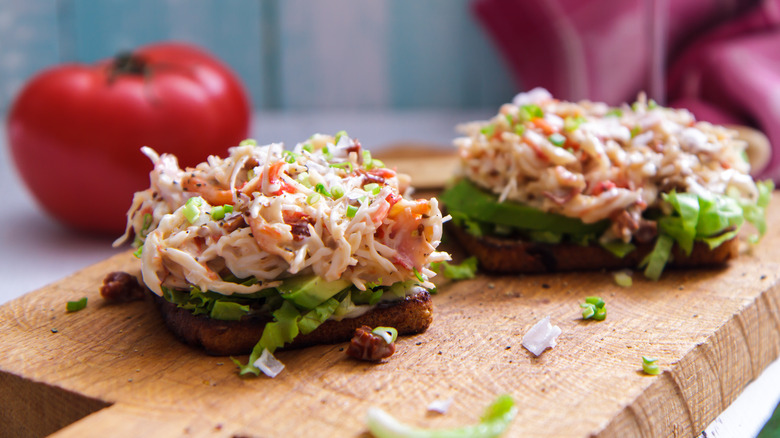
[1,110,777,437]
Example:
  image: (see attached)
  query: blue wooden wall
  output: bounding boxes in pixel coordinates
[0,0,517,115]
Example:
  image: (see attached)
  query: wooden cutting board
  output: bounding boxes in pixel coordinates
[2,188,779,438]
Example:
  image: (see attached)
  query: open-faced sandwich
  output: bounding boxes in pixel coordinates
[114,133,450,376]
[441,88,772,280]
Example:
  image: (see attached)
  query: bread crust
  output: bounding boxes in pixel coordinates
[153,289,434,356]
[447,223,739,273]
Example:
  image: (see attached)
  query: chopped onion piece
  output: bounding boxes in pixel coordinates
[427,396,454,414]
[253,349,285,378]
[522,316,562,356]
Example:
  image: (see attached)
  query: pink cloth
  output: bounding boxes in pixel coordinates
[667,0,780,180]
[473,0,780,179]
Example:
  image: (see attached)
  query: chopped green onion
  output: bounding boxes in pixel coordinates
[548,133,566,147]
[564,115,585,131]
[140,213,152,235]
[66,297,88,312]
[315,183,331,198]
[363,183,381,195]
[480,124,496,138]
[366,394,517,438]
[630,125,642,138]
[330,161,354,174]
[346,205,359,218]
[580,303,596,319]
[334,130,348,144]
[514,124,526,136]
[585,296,605,308]
[212,204,234,220]
[331,184,345,199]
[183,197,203,224]
[302,142,313,153]
[642,356,661,375]
[648,99,658,109]
[307,192,321,205]
[239,138,257,146]
[283,150,298,164]
[606,108,623,117]
[614,271,633,287]
[133,245,144,258]
[296,172,312,188]
[363,150,373,168]
[504,113,514,126]
[371,158,385,168]
[211,206,226,220]
[581,297,606,320]
[413,267,425,283]
[520,104,544,120]
[372,327,398,344]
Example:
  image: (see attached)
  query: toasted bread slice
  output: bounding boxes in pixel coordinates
[447,223,739,274]
[154,289,434,356]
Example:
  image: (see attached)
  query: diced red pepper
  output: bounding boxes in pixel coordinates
[591,180,617,196]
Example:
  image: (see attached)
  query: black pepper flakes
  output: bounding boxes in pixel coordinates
[541,283,550,289]
[51,328,58,333]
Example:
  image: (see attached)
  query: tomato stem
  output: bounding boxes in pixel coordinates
[110,51,149,79]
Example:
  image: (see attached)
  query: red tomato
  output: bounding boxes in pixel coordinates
[7,42,251,234]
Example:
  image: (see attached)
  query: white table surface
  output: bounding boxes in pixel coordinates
[1,110,778,437]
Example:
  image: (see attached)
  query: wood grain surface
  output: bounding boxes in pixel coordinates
[1,196,779,438]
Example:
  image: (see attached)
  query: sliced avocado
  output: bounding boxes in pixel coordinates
[278,275,351,309]
[440,179,608,236]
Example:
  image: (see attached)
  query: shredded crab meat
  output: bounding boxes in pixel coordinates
[118,134,450,296]
[455,87,760,240]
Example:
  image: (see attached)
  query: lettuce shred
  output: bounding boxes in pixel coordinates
[366,394,517,438]
[232,298,341,376]
[431,256,479,280]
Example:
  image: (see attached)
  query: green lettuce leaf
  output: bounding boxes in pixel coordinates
[696,193,744,238]
[600,240,636,258]
[299,298,340,335]
[660,191,700,254]
[232,301,302,376]
[639,234,674,281]
[210,301,250,321]
[739,180,774,243]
